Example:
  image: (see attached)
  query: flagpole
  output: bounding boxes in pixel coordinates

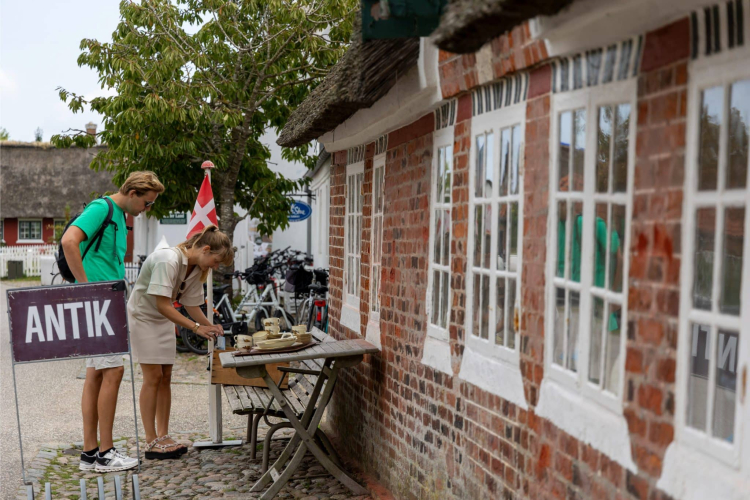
[193,160,242,449]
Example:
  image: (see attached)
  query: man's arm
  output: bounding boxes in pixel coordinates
[61,226,88,283]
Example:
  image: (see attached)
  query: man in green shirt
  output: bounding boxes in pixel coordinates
[61,171,164,472]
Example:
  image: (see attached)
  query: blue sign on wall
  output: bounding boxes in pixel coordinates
[289,201,312,222]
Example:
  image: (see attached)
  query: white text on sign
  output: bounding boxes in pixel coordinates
[25,300,115,343]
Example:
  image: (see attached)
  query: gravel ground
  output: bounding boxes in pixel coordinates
[1,281,368,499]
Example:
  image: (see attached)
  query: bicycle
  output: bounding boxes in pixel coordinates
[294,268,329,330]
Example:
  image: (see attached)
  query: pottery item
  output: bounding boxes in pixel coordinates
[291,325,307,336]
[236,335,254,349]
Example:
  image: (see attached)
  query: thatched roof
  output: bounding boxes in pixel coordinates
[432,0,573,54]
[0,143,116,218]
[277,22,420,148]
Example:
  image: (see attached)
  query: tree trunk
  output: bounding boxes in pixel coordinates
[217,179,239,301]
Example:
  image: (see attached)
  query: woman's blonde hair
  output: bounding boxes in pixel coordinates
[177,225,234,280]
[119,171,165,196]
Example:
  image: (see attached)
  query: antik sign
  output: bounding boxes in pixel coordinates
[7,282,129,363]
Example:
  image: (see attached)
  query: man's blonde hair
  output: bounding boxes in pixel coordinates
[119,171,165,196]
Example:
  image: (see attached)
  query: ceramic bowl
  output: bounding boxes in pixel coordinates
[252,331,269,344]
[291,325,307,336]
[262,317,280,328]
[295,333,313,344]
[256,336,296,350]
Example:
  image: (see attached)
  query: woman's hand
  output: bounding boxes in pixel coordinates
[195,324,224,341]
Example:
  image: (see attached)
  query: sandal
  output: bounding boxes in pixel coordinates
[145,436,183,460]
[161,435,189,455]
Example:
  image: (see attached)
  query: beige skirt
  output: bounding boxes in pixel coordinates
[128,312,176,365]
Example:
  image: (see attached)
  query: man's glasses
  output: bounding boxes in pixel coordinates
[143,199,155,208]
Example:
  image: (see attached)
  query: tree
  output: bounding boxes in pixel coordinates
[34,127,43,142]
[0,127,9,140]
[52,0,355,241]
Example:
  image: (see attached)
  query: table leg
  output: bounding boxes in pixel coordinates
[257,356,368,499]
[248,360,330,493]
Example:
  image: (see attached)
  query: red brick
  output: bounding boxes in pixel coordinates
[528,64,551,99]
[648,421,674,447]
[625,347,644,373]
[641,18,691,72]
[637,384,664,415]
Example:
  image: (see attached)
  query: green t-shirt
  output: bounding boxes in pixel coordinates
[557,215,620,287]
[71,196,127,282]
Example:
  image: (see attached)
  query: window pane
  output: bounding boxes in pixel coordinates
[472,273,481,337]
[486,133,494,197]
[509,202,519,272]
[720,207,745,315]
[698,86,723,191]
[572,109,586,192]
[556,201,567,278]
[497,203,508,271]
[712,330,739,442]
[571,201,583,283]
[433,210,442,264]
[567,291,580,372]
[436,147,444,204]
[589,296,605,385]
[507,277,516,349]
[610,205,626,292]
[475,134,485,197]
[474,205,483,267]
[727,80,750,189]
[483,205,492,269]
[693,207,716,310]
[442,209,451,267]
[440,271,450,329]
[553,287,566,366]
[432,270,441,325]
[593,203,609,289]
[511,125,521,195]
[687,323,710,431]
[604,302,622,394]
[500,128,510,196]
[559,111,571,191]
[354,257,360,295]
[613,104,630,193]
[481,274,490,339]
[495,277,506,345]
[444,145,453,203]
[596,106,612,193]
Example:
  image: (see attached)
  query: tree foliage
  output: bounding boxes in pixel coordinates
[0,127,9,140]
[52,0,356,238]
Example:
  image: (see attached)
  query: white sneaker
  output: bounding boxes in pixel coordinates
[79,448,98,471]
[95,448,138,472]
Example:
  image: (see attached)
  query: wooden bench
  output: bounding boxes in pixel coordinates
[222,328,340,471]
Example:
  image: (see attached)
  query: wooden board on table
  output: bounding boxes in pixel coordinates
[211,347,288,389]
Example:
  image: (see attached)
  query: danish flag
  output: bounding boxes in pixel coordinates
[186,175,218,239]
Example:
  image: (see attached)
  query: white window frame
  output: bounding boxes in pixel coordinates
[536,79,637,470]
[456,102,528,407]
[366,154,386,348]
[675,55,750,468]
[659,47,750,500]
[311,174,330,269]
[422,126,455,374]
[17,219,44,243]
[341,160,364,332]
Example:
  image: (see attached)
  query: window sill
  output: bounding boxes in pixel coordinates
[339,301,360,334]
[536,377,636,471]
[365,315,382,349]
[422,335,453,375]
[658,441,748,500]
[458,345,528,409]
[16,240,47,244]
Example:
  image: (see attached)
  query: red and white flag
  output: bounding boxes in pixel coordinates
[186,175,218,239]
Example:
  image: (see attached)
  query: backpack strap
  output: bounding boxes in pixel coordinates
[81,197,116,261]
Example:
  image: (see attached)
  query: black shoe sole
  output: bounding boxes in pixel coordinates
[145,450,182,460]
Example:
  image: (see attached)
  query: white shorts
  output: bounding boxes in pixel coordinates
[86,355,124,371]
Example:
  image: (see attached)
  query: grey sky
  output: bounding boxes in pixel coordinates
[1,0,122,142]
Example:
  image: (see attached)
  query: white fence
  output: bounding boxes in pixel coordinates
[0,245,57,278]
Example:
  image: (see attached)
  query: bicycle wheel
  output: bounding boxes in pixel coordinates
[50,273,65,286]
[296,299,311,328]
[180,326,208,355]
[253,308,269,332]
[175,325,191,353]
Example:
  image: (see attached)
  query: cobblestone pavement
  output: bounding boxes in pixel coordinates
[16,429,373,500]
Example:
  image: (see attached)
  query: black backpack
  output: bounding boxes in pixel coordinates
[56,197,119,283]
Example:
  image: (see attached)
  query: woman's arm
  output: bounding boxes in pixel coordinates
[154,296,223,340]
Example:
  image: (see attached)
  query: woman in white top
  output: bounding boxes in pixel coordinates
[127,225,232,459]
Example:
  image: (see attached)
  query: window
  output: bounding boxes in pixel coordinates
[341,153,364,332]
[547,89,632,405]
[311,177,330,269]
[18,220,42,241]
[677,74,748,464]
[371,157,385,314]
[458,99,528,407]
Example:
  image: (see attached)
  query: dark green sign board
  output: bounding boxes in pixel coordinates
[160,212,187,225]
[362,0,447,40]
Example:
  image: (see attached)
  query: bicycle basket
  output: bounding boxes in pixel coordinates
[284,266,313,293]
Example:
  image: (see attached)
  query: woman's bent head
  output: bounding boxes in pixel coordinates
[178,225,234,279]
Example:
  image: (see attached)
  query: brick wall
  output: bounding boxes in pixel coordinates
[323,15,694,500]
